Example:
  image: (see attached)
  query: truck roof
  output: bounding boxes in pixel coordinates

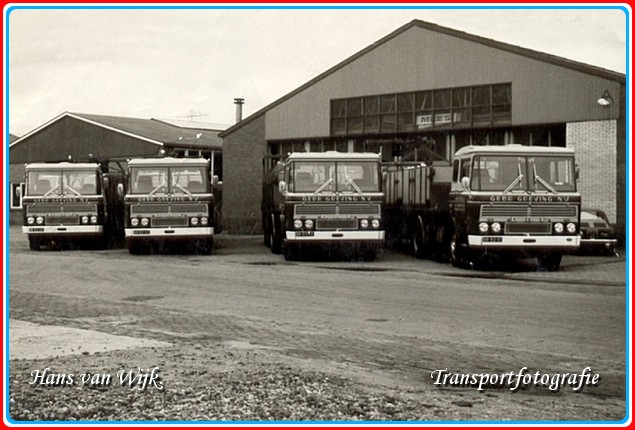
[286,151,380,161]
[127,157,209,167]
[454,144,575,157]
[26,162,100,171]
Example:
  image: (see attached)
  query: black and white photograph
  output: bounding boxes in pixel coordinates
[5,4,630,424]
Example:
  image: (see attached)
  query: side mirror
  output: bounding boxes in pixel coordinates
[575,165,580,181]
[15,186,22,198]
[278,181,287,193]
[117,183,125,197]
[460,176,470,190]
[212,175,220,186]
[103,177,110,189]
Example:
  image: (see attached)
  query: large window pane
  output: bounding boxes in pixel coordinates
[365,115,380,133]
[348,116,363,134]
[380,114,396,132]
[364,96,379,114]
[415,91,433,110]
[379,95,396,113]
[331,118,346,135]
[332,100,346,118]
[453,88,470,107]
[472,86,490,106]
[492,84,512,105]
[397,93,414,112]
[434,90,451,109]
[397,112,415,131]
[347,98,362,117]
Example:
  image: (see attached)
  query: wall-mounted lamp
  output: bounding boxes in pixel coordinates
[597,90,614,106]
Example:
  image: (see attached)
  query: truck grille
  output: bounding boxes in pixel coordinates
[132,203,207,215]
[481,204,577,219]
[504,222,552,234]
[46,215,79,225]
[295,204,380,217]
[152,216,189,227]
[27,202,97,215]
[316,219,358,230]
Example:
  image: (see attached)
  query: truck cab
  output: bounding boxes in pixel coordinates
[21,162,112,250]
[263,151,385,261]
[122,157,218,254]
[449,144,581,270]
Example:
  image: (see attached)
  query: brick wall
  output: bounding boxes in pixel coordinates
[566,120,617,223]
[222,115,266,234]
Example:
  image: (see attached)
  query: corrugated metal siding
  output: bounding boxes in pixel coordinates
[10,117,159,163]
[266,25,620,140]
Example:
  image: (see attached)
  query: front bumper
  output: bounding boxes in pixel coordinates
[23,225,103,235]
[468,235,580,249]
[285,230,384,243]
[125,227,214,239]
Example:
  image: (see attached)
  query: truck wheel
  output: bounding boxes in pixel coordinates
[537,253,562,271]
[28,237,41,251]
[200,238,214,255]
[263,213,272,248]
[450,233,471,269]
[271,214,282,254]
[128,240,146,255]
[283,243,298,261]
[412,216,426,259]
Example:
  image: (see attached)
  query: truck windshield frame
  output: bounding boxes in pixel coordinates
[289,161,380,194]
[27,170,99,196]
[470,155,576,193]
[129,166,209,195]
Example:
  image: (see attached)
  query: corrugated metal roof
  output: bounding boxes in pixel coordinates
[220,19,625,138]
[10,112,223,151]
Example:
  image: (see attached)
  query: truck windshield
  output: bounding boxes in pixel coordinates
[289,161,379,193]
[470,155,575,193]
[27,170,99,196]
[130,167,208,194]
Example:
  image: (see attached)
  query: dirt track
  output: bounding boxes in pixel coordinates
[7,228,628,422]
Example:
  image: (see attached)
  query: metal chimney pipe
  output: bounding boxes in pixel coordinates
[234,98,245,123]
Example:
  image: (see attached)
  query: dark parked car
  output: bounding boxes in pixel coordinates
[578,208,618,256]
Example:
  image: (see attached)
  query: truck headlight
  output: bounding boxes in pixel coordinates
[491,222,502,233]
[200,217,209,226]
[566,223,576,233]
[293,219,303,229]
[27,217,35,225]
[141,218,149,227]
[371,219,380,229]
[190,217,199,226]
[304,219,314,229]
[131,218,139,227]
[360,219,369,229]
[81,216,89,224]
[479,222,489,233]
[36,216,44,225]
[90,215,98,224]
[554,222,564,233]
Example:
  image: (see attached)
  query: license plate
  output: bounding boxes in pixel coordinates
[296,231,314,237]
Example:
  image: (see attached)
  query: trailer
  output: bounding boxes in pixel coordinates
[262,151,385,261]
[383,144,581,271]
[121,157,221,254]
[21,161,124,250]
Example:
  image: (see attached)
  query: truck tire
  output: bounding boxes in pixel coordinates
[271,213,282,254]
[412,216,426,259]
[538,253,562,272]
[28,237,41,251]
[450,232,471,269]
[263,213,271,248]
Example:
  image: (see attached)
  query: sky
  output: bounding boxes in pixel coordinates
[5,5,629,137]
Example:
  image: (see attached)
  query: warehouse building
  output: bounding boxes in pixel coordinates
[220,19,626,240]
[9,112,224,224]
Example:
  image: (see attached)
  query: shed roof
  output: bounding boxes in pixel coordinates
[10,112,224,151]
[220,19,625,138]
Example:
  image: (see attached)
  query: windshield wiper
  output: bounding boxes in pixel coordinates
[149,181,167,196]
[533,164,557,193]
[503,163,524,194]
[63,184,81,196]
[344,175,363,194]
[43,185,60,198]
[313,178,333,194]
[173,182,192,196]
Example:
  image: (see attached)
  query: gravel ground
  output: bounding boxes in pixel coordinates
[9,343,626,423]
